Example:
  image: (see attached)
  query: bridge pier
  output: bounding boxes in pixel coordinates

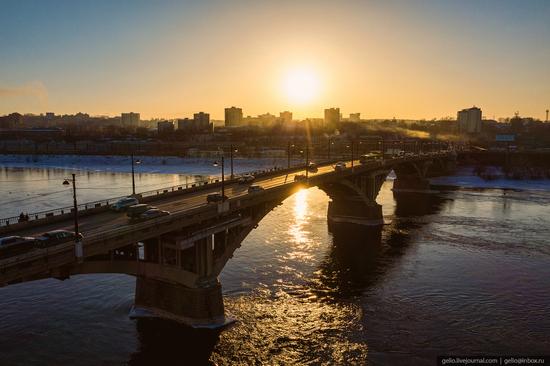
[327,199,383,227]
[132,276,228,328]
[321,169,389,227]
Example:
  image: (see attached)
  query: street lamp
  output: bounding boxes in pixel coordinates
[327,138,333,160]
[305,145,310,178]
[230,145,238,179]
[63,173,82,261]
[287,142,295,169]
[350,141,355,171]
[213,156,225,200]
[130,154,141,196]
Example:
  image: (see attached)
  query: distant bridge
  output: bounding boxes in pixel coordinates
[0,151,456,327]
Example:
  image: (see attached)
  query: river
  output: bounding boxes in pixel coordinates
[0,157,549,365]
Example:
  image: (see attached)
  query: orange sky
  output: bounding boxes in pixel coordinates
[1,1,549,120]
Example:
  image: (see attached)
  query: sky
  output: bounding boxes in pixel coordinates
[0,0,549,120]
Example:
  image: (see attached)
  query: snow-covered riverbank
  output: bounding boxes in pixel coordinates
[0,154,296,175]
[429,166,550,191]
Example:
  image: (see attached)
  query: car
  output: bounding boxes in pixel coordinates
[359,153,380,164]
[207,193,228,203]
[238,174,255,184]
[294,174,307,182]
[307,162,318,173]
[34,230,82,248]
[126,204,154,219]
[111,197,139,211]
[334,162,347,171]
[247,185,264,193]
[138,209,169,220]
[0,236,36,259]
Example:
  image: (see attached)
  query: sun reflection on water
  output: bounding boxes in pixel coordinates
[289,189,309,245]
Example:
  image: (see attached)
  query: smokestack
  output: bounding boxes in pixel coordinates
[546,109,549,123]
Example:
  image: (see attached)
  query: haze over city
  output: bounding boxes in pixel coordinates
[1,0,549,120]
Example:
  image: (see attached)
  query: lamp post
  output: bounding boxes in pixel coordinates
[287,143,295,169]
[63,174,82,261]
[213,156,225,200]
[130,154,141,196]
[351,141,355,171]
[230,145,237,179]
[305,145,310,178]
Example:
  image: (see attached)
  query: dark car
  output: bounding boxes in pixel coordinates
[307,162,318,173]
[0,236,36,259]
[34,230,82,248]
[207,193,227,203]
[294,174,307,182]
[139,209,169,220]
[247,185,264,193]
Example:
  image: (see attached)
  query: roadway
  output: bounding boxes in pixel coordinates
[9,162,340,241]
[5,151,451,244]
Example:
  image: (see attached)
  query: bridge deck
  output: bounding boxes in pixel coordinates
[0,152,453,285]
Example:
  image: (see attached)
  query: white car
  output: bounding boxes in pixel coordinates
[238,174,255,184]
[111,197,139,211]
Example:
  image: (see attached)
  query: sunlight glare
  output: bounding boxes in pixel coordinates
[283,67,320,105]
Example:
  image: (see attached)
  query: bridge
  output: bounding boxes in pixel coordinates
[0,151,456,328]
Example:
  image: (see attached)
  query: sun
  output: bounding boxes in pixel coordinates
[282,67,321,105]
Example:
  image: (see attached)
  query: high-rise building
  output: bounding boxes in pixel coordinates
[121,112,140,127]
[457,106,482,134]
[225,107,243,127]
[324,108,340,127]
[280,111,293,124]
[349,113,360,122]
[194,112,210,131]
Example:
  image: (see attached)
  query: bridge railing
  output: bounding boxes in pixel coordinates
[0,152,455,230]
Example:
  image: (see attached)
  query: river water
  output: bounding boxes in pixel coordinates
[0,159,549,365]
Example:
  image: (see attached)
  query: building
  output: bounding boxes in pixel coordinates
[121,112,140,128]
[457,106,482,134]
[178,113,212,133]
[324,108,340,127]
[193,112,211,132]
[349,113,360,122]
[177,118,193,131]
[0,113,23,129]
[225,107,243,127]
[280,111,293,124]
[157,121,175,134]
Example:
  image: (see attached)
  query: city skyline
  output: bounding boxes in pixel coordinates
[1,0,549,120]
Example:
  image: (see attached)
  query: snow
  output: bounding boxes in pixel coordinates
[429,166,550,191]
[0,154,297,175]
